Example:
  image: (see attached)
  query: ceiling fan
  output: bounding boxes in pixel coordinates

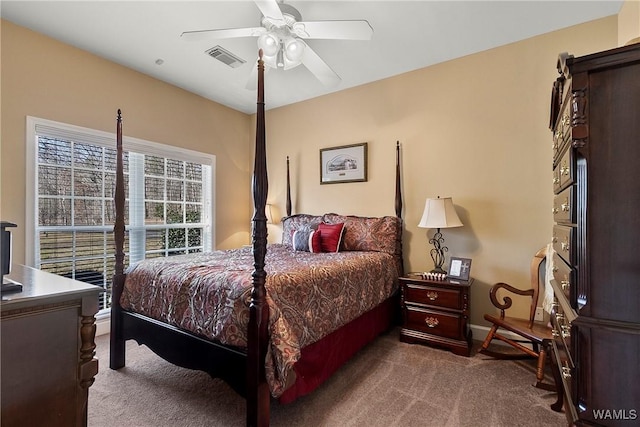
[181,0,373,87]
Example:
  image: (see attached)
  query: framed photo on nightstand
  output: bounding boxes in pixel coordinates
[448,257,472,281]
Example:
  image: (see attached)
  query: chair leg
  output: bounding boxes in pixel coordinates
[535,347,546,384]
[481,324,499,352]
[534,342,556,392]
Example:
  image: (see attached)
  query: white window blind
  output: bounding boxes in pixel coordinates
[26,116,215,312]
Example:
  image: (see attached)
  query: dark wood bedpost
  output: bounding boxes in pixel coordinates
[285,156,292,217]
[395,141,404,276]
[395,141,402,219]
[247,50,270,427]
[110,109,126,369]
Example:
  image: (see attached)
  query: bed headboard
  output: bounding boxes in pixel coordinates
[281,213,403,275]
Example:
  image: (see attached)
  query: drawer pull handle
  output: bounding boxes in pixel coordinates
[552,207,559,214]
[561,201,570,212]
[561,242,570,252]
[425,316,439,328]
[561,365,572,379]
[561,280,570,291]
[426,291,438,301]
[561,325,571,339]
[553,177,560,185]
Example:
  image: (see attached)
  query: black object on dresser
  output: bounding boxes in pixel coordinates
[400,275,473,356]
[549,44,640,426]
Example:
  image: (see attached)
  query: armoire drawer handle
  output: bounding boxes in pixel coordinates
[561,364,572,379]
[425,316,439,328]
[561,201,570,212]
[426,291,438,301]
[561,242,570,252]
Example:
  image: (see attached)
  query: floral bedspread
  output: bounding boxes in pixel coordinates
[120,244,398,397]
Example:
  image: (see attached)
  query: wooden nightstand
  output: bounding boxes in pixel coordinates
[399,275,473,356]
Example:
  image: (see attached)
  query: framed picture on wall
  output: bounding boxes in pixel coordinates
[447,257,472,281]
[320,142,368,184]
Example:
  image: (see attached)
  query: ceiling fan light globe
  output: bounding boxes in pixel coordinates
[258,33,279,57]
[284,38,305,63]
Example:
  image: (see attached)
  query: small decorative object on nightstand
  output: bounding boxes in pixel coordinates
[400,273,473,356]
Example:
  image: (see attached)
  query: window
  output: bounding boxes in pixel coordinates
[26,117,215,313]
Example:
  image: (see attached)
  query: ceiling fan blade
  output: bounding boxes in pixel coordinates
[181,27,265,41]
[293,20,373,40]
[301,45,341,87]
[254,0,285,25]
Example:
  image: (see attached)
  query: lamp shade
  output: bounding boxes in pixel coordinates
[284,37,305,63]
[258,33,280,57]
[418,197,463,229]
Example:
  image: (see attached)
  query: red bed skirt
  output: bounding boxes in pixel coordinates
[278,293,398,404]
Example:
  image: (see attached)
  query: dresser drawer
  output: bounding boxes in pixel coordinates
[553,92,572,167]
[404,305,463,341]
[553,146,574,193]
[403,282,463,310]
[552,252,573,301]
[551,304,573,364]
[553,186,575,224]
[553,225,574,266]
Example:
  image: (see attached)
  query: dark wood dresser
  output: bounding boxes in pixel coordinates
[549,44,640,426]
[399,275,472,356]
[1,265,102,427]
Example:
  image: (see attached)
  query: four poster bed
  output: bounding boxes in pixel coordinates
[109,52,404,426]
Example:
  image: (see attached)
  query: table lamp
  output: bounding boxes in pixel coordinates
[418,197,463,273]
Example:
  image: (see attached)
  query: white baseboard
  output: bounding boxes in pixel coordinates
[96,315,110,336]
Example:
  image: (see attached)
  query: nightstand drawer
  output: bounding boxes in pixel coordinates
[404,306,463,341]
[404,282,462,310]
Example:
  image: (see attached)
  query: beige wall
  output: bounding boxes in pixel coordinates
[1,20,254,264]
[619,0,640,45]
[1,15,619,327]
[262,16,617,325]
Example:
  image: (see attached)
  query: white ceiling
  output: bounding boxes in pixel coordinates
[1,1,623,114]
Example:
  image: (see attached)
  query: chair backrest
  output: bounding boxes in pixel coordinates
[527,247,547,325]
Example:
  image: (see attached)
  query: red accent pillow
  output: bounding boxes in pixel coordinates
[309,230,322,253]
[317,222,345,253]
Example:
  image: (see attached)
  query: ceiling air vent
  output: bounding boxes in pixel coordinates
[205,46,246,68]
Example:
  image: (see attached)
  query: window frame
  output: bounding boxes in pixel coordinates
[25,116,216,309]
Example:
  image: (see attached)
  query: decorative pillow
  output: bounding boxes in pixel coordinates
[316,222,345,253]
[281,214,322,247]
[292,228,312,252]
[322,213,401,255]
[309,230,322,253]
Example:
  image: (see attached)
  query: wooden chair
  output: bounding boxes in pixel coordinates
[480,247,556,391]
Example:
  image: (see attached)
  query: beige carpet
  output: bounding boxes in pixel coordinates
[88,328,565,426]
